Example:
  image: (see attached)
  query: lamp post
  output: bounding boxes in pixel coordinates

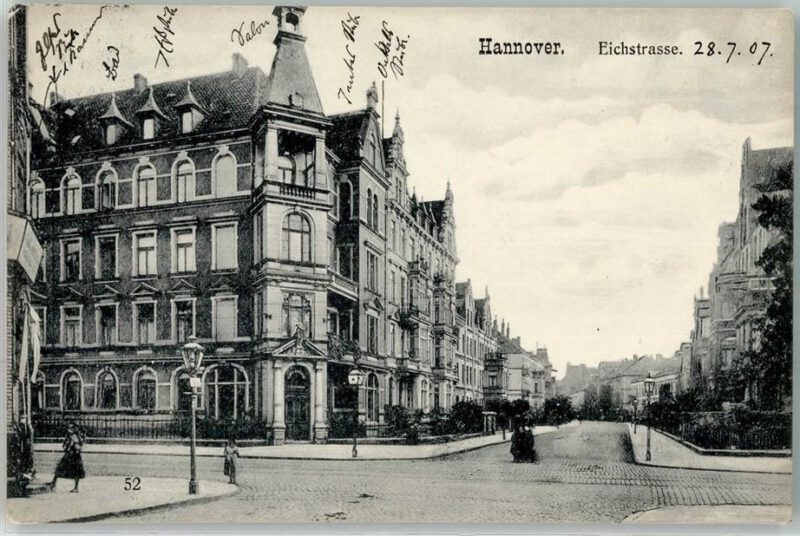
[644,372,655,461]
[348,368,365,458]
[181,336,205,495]
[632,397,638,434]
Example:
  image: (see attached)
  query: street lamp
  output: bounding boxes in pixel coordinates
[644,372,656,461]
[632,397,639,434]
[348,368,365,458]
[181,336,205,495]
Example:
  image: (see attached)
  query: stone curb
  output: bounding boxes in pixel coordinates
[627,424,791,475]
[49,485,242,524]
[34,437,513,461]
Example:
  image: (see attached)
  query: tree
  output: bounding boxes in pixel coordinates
[542,394,574,425]
[749,161,793,409]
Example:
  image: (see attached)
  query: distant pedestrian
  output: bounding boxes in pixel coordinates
[50,423,85,492]
[223,438,240,484]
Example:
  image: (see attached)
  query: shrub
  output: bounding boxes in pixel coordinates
[449,400,484,434]
[327,411,366,439]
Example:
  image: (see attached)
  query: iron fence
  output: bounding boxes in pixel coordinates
[33,414,267,441]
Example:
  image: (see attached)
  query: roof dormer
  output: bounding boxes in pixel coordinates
[174,80,206,134]
[135,87,167,140]
[98,93,133,146]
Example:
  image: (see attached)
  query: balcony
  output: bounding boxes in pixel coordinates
[398,305,420,330]
[279,182,316,199]
[329,270,358,301]
[408,259,429,276]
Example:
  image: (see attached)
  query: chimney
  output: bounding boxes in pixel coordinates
[366,81,379,110]
[48,90,61,107]
[232,53,249,76]
[513,336,521,347]
[134,74,148,93]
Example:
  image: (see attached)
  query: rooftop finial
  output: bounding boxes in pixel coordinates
[367,81,379,110]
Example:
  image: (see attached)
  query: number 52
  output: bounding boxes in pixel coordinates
[124,476,141,491]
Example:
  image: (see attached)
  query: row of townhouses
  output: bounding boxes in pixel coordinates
[689,138,792,405]
[15,7,554,444]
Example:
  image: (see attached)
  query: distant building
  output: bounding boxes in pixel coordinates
[690,138,792,404]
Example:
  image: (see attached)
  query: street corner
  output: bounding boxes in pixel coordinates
[623,504,793,525]
[6,475,239,524]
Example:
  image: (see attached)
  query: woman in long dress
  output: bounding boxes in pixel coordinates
[50,423,85,492]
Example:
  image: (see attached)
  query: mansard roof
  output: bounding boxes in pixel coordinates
[327,110,371,164]
[263,31,324,115]
[35,67,268,161]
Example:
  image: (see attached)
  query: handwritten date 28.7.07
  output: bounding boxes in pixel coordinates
[694,41,772,65]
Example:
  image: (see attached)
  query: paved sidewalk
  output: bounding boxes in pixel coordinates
[627,424,791,474]
[6,475,238,524]
[623,504,792,524]
[34,423,574,460]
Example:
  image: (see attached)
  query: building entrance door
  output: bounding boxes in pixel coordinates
[285,367,310,441]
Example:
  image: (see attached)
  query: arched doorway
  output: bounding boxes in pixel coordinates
[285,367,310,440]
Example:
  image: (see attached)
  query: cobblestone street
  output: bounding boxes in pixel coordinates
[34,422,791,523]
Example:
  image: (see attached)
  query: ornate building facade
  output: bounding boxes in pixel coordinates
[24,6,545,443]
[689,138,792,403]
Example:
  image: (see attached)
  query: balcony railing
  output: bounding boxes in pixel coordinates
[329,270,358,299]
[279,183,316,199]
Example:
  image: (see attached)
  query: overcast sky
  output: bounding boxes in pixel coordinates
[27,6,793,377]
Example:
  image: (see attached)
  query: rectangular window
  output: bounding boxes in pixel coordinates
[367,252,378,291]
[62,306,81,347]
[212,223,237,270]
[134,232,157,276]
[62,239,81,282]
[97,305,116,346]
[214,297,237,341]
[181,112,192,134]
[173,228,196,273]
[143,118,155,140]
[96,236,117,280]
[391,221,397,251]
[338,246,352,279]
[389,322,396,355]
[254,292,264,337]
[253,211,263,264]
[400,276,406,306]
[174,300,194,342]
[367,315,378,354]
[134,302,156,345]
[390,270,396,303]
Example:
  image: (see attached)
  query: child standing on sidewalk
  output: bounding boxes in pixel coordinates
[223,439,240,485]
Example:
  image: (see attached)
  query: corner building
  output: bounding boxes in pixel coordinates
[27,7,471,443]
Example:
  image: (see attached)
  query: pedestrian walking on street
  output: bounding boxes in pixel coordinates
[223,438,240,485]
[524,425,538,463]
[50,423,85,493]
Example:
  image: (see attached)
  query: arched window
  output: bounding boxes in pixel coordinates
[278,155,295,184]
[137,167,156,207]
[282,213,311,263]
[421,380,428,412]
[372,194,379,230]
[135,369,157,410]
[175,161,194,203]
[30,180,45,218]
[365,374,379,422]
[97,371,117,409]
[63,372,82,410]
[366,189,373,227]
[215,154,237,197]
[63,175,81,215]
[283,293,312,337]
[204,365,248,420]
[339,181,352,220]
[98,171,116,210]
